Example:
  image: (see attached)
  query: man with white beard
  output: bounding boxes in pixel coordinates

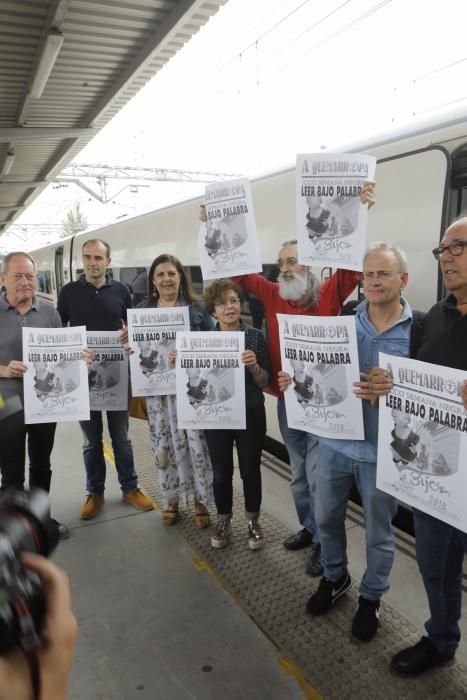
[207,180,375,576]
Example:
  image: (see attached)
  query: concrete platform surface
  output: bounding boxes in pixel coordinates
[49,422,305,700]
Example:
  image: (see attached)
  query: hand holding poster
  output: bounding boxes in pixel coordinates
[176,331,245,430]
[377,353,467,533]
[87,331,128,411]
[296,153,376,271]
[22,326,89,424]
[198,177,262,280]
[127,307,190,397]
[278,314,364,439]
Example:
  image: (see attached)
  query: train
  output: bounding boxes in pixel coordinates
[15,109,467,460]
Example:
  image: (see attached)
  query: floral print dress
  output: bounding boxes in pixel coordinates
[143,299,214,509]
[147,393,213,508]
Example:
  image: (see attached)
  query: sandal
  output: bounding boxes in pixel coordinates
[194,503,210,529]
[162,510,178,526]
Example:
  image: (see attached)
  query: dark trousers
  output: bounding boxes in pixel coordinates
[205,406,266,517]
[0,411,56,492]
[414,509,467,654]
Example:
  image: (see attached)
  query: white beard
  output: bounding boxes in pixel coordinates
[278,270,310,301]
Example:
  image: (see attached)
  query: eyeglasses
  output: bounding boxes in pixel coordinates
[432,239,467,260]
[361,271,401,280]
[276,257,298,268]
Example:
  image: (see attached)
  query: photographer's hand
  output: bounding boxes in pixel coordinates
[0,555,78,700]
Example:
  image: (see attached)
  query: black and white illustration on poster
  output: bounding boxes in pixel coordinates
[176,331,245,430]
[278,314,364,439]
[22,326,89,424]
[87,331,128,411]
[377,353,467,533]
[296,153,376,271]
[198,177,262,280]
[127,307,190,397]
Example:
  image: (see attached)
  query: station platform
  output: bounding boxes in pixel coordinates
[48,418,467,700]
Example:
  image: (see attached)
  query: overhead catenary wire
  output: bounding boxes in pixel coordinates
[232,0,393,90]
[199,0,313,87]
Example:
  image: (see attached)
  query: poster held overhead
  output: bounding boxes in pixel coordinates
[296,153,376,271]
[199,177,262,280]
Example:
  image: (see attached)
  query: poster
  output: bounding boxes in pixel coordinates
[176,331,245,430]
[87,331,128,411]
[296,153,376,271]
[377,353,467,532]
[199,177,262,280]
[278,314,364,439]
[22,326,89,424]
[127,306,190,397]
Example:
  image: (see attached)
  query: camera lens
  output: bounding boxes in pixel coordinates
[0,489,58,654]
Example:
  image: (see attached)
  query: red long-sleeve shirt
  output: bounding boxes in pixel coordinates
[233,270,360,396]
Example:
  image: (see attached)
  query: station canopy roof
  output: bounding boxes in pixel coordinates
[0,0,226,237]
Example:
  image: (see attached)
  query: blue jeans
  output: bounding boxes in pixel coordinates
[315,444,398,600]
[277,398,319,542]
[80,411,138,495]
[414,509,467,655]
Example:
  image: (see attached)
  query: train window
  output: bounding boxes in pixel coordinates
[186,266,204,297]
[37,270,52,295]
[120,267,148,305]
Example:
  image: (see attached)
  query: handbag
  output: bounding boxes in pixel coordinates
[128,396,148,420]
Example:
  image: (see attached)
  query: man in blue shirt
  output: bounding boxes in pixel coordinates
[299,242,412,641]
[57,239,153,519]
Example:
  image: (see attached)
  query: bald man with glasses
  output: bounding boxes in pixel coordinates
[370,217,467,674]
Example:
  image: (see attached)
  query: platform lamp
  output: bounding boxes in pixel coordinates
[29,30,64,99]
[1,151,15,176]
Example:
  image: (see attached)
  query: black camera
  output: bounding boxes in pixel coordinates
[0,489,58,654]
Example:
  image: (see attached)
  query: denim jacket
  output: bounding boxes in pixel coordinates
[320,298,412,463]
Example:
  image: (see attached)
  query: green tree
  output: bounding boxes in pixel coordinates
[61,203,88,238]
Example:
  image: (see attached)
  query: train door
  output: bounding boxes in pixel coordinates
[55,246,65,294]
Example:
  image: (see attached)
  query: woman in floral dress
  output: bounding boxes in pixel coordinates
[139,254,214,527]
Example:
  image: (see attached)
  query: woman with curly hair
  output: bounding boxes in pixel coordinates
[203,279,270,550]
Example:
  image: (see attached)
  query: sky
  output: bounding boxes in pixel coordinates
[2,0,466,252]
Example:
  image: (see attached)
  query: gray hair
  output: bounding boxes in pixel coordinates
[280,239,297,248]
[363,241,408,274]
[2,251,37,273]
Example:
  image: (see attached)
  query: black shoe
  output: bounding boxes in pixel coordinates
[52,518,70,540]
[391,637,455,676]
[306,543,323,577]
[283,528,313,551]
[306,573,351,615]
[351,596,380,642]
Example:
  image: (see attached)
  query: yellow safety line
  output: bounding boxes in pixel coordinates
[278,657,323,700]
[103,440,115,467]
[191,557,322,699]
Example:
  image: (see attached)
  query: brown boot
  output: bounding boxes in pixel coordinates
[80,494,104,520]
[123,488,154,512]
